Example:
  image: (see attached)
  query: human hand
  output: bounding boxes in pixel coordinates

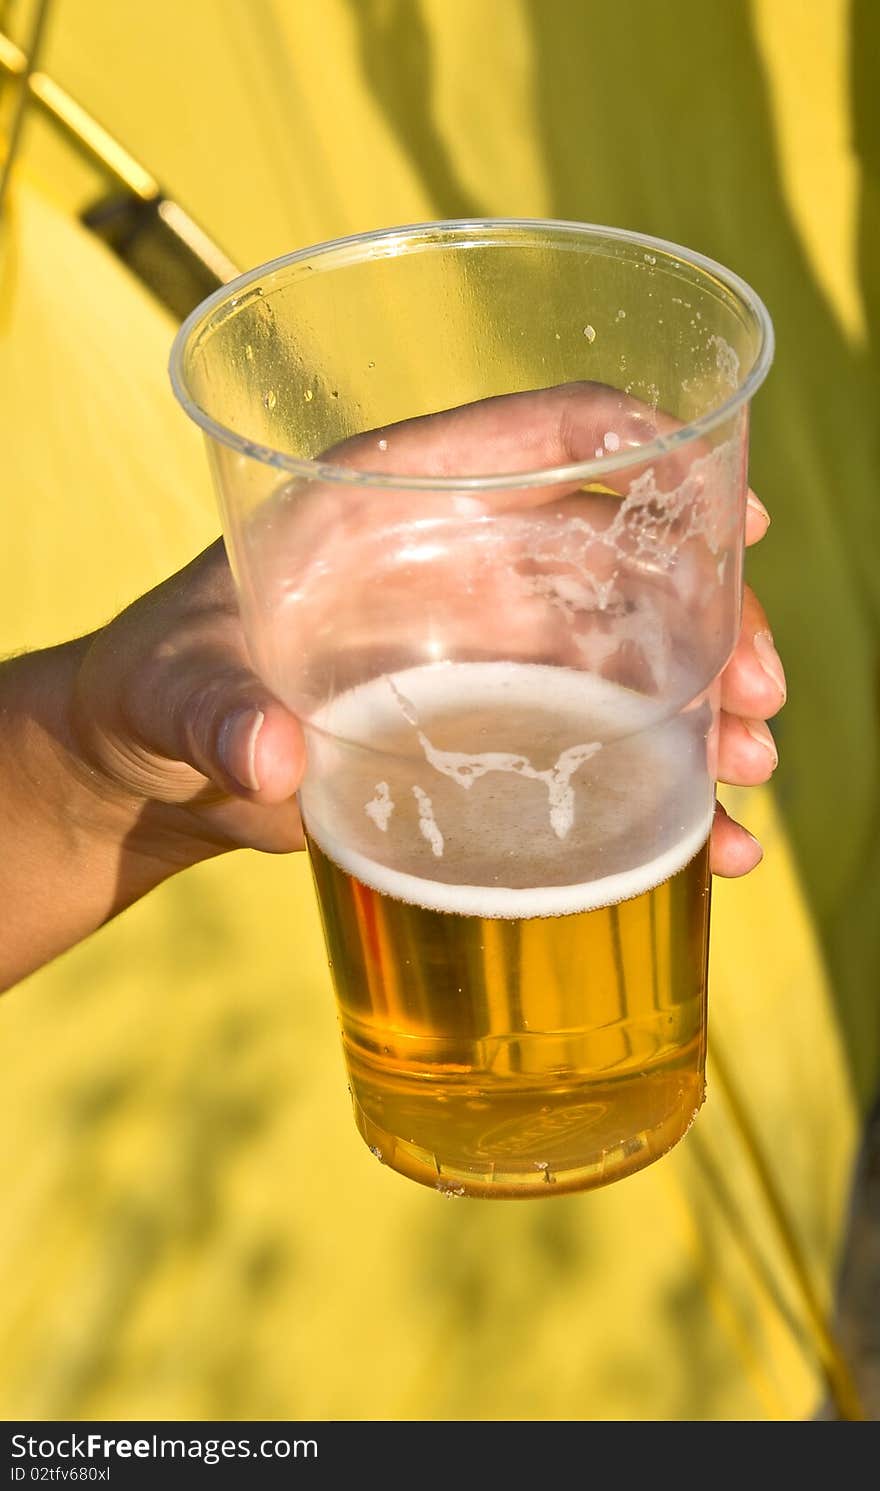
[70,383,784,878]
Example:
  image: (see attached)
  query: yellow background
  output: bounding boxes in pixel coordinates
[0,0,877,1419]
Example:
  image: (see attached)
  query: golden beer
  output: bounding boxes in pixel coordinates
[301,662,714,1198]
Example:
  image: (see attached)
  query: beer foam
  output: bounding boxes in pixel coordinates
[364,781,394,831]
[307,799,711,919]
[303,661,714,919]
[386,675,602,842]
[316,659,665,743]
[411,785,444,857]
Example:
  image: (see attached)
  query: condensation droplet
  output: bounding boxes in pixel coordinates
[263,390,277,410]
[303,388,314,402]
[367,360,376,369]
[583,324,596,342]
[244,344,255,362]
[377,437,388,451]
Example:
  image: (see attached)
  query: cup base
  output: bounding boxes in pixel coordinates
[351,1074,705,1200]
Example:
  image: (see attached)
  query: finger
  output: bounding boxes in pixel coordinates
[328,382,664,481]
[130,638,306,805]
[709,800,763,877]
[210,693,306,803]
[323,381,709,511]
[172,784,305,857]
[269,382,743,613]
[716,711,778,786]
[89,545,304,804]
[720,585,787,719]
[745,490,770,546]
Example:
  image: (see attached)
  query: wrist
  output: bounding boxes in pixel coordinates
[0,639,211,990]
[0,637,140,847]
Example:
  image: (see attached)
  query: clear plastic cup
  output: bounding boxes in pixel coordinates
[170,219,773,1198]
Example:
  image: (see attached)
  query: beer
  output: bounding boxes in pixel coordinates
[301,662,714,1198]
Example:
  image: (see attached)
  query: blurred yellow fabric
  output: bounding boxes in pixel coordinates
[0,0,876,1420]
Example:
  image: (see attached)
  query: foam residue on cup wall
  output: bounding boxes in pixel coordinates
[514,432,741,618]
[364,781,394,831]
[242,374,746,731]
[306,806,712,920]
[299,661,715,920]
[411,785,444,857]
[386,674,602,844]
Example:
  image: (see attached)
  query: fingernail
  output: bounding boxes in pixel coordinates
[753,630,786,701]
[219,707,264,792]
[744,830,764,868]
[747,491,771,526]
[742,717,778,768]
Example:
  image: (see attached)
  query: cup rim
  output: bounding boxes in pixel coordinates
[168,217,774,492]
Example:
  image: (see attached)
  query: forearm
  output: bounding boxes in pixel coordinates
[0,642,206,991]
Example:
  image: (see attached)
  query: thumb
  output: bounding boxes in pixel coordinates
[177,668,306,804]
[73,537,308,808]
